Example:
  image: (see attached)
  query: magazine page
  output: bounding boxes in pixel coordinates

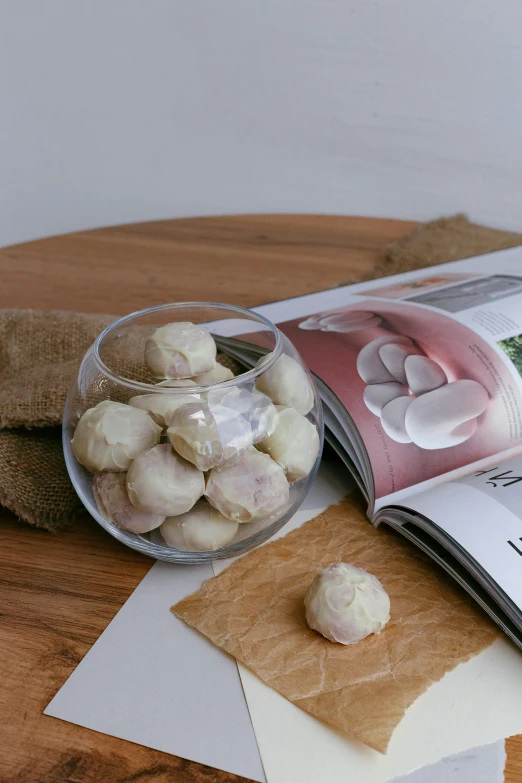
[246,246,522,510]
[377,506,522,648]
[398,453,522,615]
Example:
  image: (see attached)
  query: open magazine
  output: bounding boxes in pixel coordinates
[218,246,522,649]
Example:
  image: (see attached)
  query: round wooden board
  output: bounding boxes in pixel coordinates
[0,215,520,783]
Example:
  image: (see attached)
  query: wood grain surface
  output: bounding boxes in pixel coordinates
[0,215,520,783]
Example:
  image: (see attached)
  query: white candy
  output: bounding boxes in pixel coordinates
[168,402,252,471]
[319,311,382,333]
[93,471,165,533]
[126,444,204,516]
[129,391,200,428]
[380,396,413,443]
[363,382,409,416]
[145,322,217,379]
[191,363,235,385]
[207,386,279,443]
[305,562,390,645]
[258,406,320,481]
[405,379,488,450]
[72,400,161,472]
[378,343,421,385]
[255,354,314,415]
[160,500,239,551]
[298,314,324,330]
[205,448,290,523]
[356,336,413,384]
[299,310,381,333]
[404,355,447,396]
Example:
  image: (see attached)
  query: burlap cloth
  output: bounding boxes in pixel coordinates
[1,214,520,532]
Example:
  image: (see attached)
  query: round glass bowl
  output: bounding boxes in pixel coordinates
[63,302,324,563]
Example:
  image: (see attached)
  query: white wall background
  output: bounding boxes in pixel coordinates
[1,0,522,247]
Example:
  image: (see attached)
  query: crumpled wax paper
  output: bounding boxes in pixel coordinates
[173,497,500,753]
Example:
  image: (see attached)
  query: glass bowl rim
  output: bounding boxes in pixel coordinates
[92,300,283,394]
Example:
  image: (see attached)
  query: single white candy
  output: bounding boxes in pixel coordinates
[168,402,252,471]
[325,315,382,333]
[380,396,413,443]
[378,343,421,385]
[160,500,239,551]
[126,444,204,516]
[298,314,324,330]
[363,382,409,416]
[258,406,320,481]
[356,336,413,384]
[405,379,488,450]
[191,363,235,385]
[255,354,314,415]
[93,471,165,533]
[129,391,200,428]
[72,400,161,472]
[320,311,382,333]
[207,386,279,443]
[404,355,447,396]
[145,322,217,379]
[205,448,290,523]
[305,562,390,645]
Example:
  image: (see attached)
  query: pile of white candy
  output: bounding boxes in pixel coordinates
[72,322,320,551]
[358,335,489,448]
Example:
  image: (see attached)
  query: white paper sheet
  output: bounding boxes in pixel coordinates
[393,741,505,783]
[45,560,265,783]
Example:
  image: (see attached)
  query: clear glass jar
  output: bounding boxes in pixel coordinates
[63,302,323,563]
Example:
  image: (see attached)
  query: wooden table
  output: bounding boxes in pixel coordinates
[1,215,521,783]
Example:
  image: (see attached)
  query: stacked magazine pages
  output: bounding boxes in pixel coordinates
[218,246,522,649]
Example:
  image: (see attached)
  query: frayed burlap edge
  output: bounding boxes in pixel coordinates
[369,213,522,280]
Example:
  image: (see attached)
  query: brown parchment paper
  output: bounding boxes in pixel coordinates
[173,498,500,753]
